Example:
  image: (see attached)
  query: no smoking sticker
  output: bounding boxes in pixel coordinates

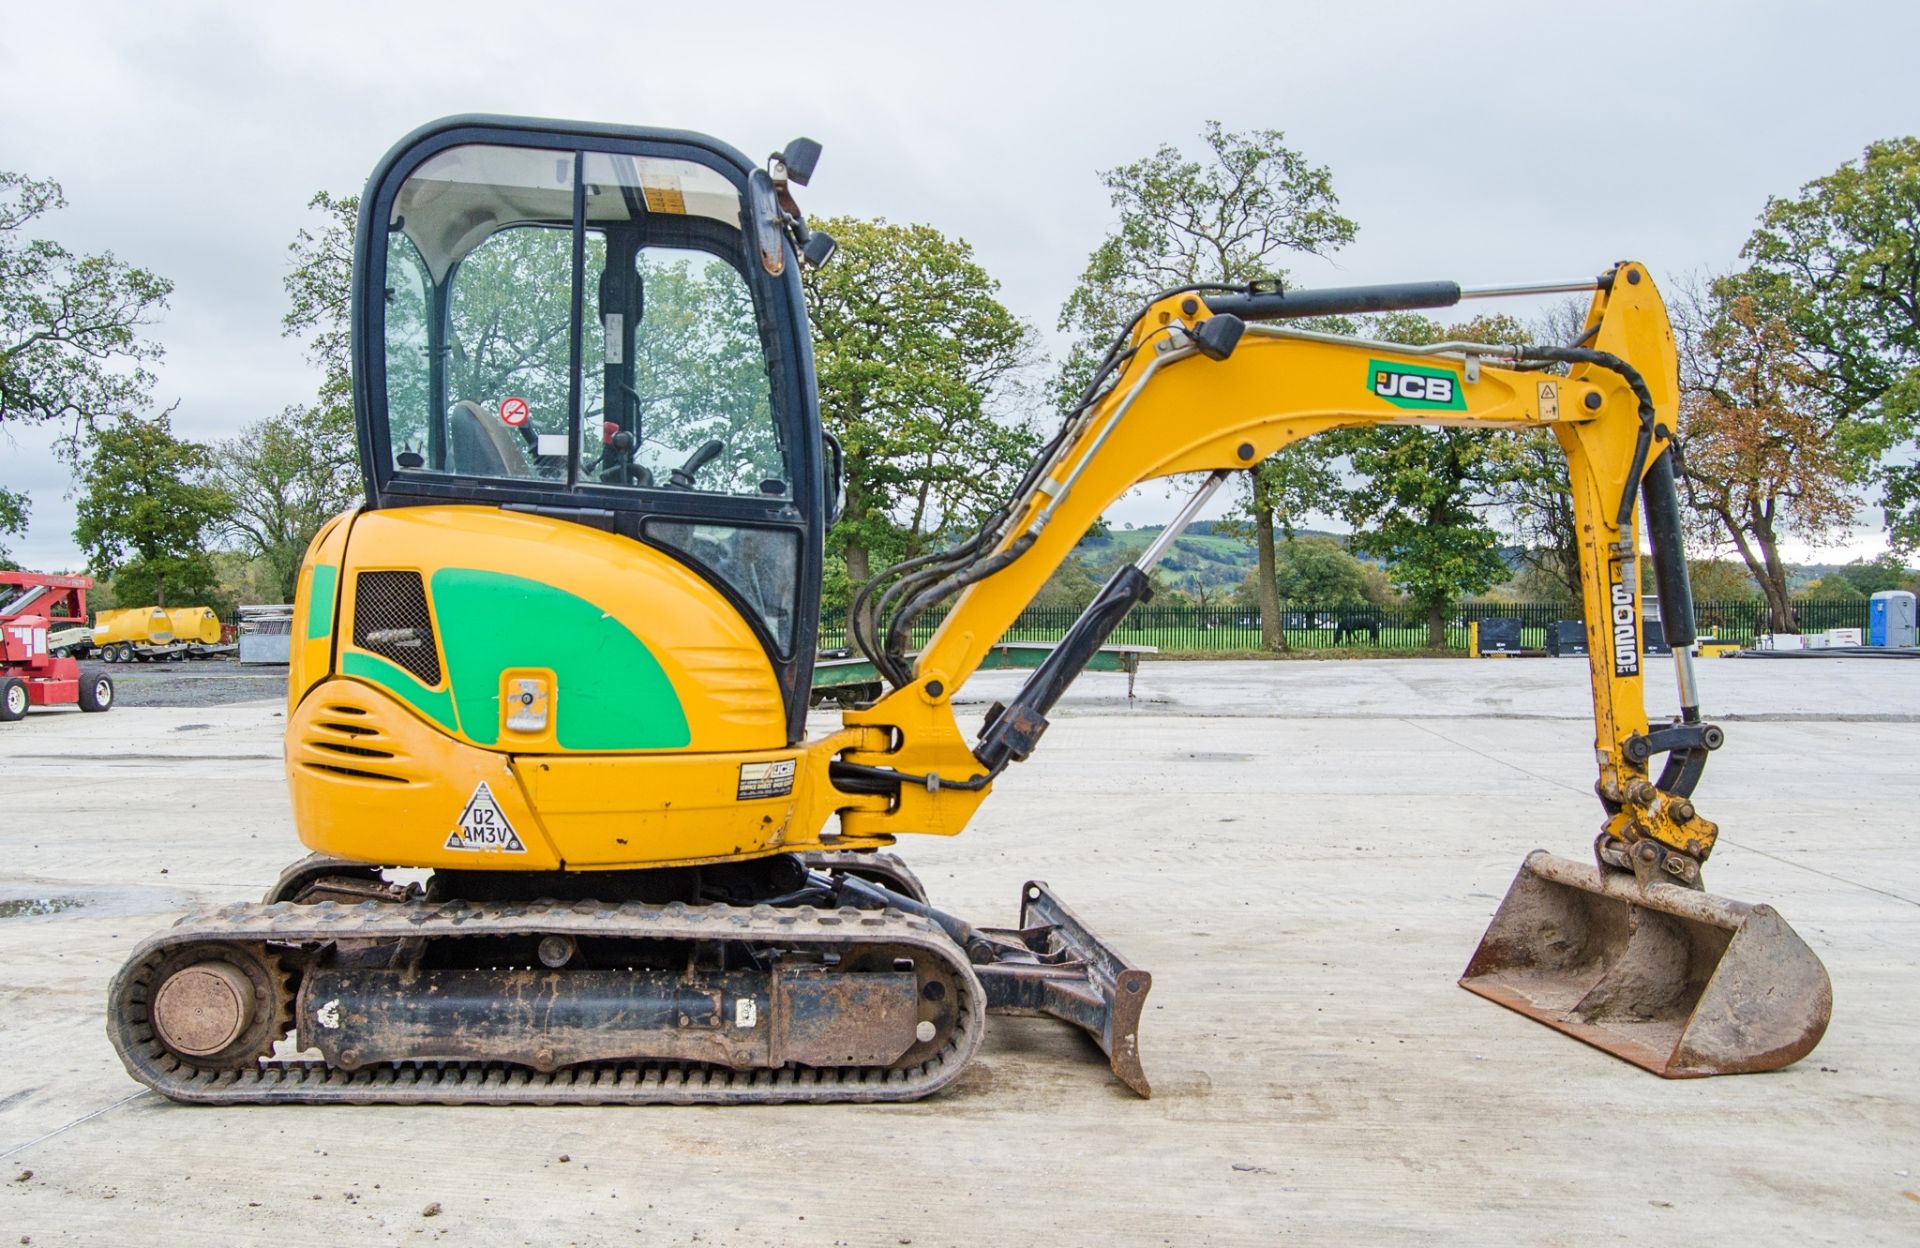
[446,781,527,853]
[499,396,531,427]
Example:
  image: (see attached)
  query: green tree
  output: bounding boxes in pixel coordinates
[0,173,172,447]
[1215,449,1342,649]
[1688,558,1760,601]
[1674,277,1859,632]
[1802,573,1865,601]
[283,191,358,424]
[802,216,1038,636]
[211,405,362,601]
[1055,123,1355,649]
[1056,122,1356,400]
[1741,138,1920,549]
[73,411,232,608]
[1837,552,1913,595]
[1336,314,1521,645]
[0,486,26,569]
[1033,555,1102,610]
[1472,298,1599,603]
[1268,535,1369,606]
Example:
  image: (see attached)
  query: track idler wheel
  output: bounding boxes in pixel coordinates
[146,944,291,1070]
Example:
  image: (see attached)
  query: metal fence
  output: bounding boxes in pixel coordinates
[818,599,1873,655]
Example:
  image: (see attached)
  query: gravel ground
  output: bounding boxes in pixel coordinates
[78,658,288,708]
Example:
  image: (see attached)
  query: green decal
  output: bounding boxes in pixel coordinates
[429,569,690,750]
[341,649,458,733]
[1368,358,1468,411]
[307,564,338,640]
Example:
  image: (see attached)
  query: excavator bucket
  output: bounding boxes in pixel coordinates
[1460,850,1831,1077]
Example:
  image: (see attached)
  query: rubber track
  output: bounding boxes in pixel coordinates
[107,898,985,1105]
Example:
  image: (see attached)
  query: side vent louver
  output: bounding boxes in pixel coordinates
[352,571,441,685]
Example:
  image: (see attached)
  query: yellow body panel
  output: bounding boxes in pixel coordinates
[289,676,564,869]
[336,507,787,753]
[289,513,352,713]
[289,503,896,870]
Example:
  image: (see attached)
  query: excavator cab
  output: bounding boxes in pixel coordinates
[355,117,833,729]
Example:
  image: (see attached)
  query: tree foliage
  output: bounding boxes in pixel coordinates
[73,410,232,607]
[1334,314,1519,644]
[1251,535,1371,607]
[1687,558,1760,601]
[1675,278,1859,631]
[1836,552,1913,595]
[283,191,358,423]
[211,405,362,601]
[0,172,172,447]
[1740,137,1920,548]
[0,485,26,570]
[1056,122,1356,402]
[1056,123,1355,647]
[803,216,1038,627]
[1802,573,1865,601]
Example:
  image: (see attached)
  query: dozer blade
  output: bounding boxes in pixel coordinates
[1460,850,1831,1077]
[974,881,1153,1097]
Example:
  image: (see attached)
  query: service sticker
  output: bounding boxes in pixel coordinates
[446,781,527,853]
[636,163,687,214]
[736,759,797,801]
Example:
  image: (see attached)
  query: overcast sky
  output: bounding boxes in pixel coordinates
[4,1,1918,571]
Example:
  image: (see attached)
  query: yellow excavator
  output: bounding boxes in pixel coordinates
[109,115,1832,1103]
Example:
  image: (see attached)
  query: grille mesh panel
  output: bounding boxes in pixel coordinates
[352,571,441,686]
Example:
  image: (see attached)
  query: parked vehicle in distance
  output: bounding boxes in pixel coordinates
[93,605,237,662]
[0,572,113,721]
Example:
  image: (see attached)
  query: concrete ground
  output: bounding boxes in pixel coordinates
[1,656,1915,1246]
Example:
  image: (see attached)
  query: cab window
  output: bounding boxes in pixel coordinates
[379,144,788,500]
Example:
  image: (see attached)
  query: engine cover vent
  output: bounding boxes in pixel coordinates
[352,570,441,686]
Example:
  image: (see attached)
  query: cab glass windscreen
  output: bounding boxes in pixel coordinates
[383,145,580,481]
[578,152,787,500]
[379,143,787,500]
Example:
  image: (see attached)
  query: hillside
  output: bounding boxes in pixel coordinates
[1069,522,1344,593]
[1066,522,1895,600]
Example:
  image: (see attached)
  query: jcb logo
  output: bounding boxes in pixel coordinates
[1368,360,1467,411]
[1375,371,1453,404]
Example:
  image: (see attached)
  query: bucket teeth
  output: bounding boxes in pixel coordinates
[1460,850,1832,1077]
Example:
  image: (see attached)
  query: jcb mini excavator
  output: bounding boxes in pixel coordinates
[109,116,1832,1104]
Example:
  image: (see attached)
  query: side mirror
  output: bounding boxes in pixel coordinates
[822,431,845,526]
[747,168,787,277]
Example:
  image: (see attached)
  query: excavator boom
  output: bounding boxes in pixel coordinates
[838,262,1831,1079]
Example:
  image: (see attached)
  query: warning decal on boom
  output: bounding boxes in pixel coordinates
[446,781,527,853]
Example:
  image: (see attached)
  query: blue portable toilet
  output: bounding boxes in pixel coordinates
[1869,590,1917,647]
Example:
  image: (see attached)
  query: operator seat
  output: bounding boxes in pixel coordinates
[447,400,533,476]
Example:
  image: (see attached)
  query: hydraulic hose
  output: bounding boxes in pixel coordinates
[1517,345,1658,529]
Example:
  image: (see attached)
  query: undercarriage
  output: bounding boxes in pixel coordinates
[108,852,1150,1105]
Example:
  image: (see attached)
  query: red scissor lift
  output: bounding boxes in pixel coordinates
[0,572,113,722]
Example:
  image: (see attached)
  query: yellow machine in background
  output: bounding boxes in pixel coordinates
[92,605,224,662]
[108,115,1831,1105]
